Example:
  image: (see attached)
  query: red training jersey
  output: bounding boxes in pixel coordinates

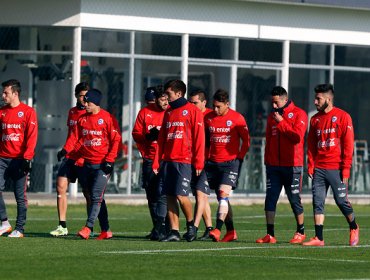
[204,108,250,162]
[307,107,354,178]
[132,103,166,160]
[65,106,86,163]
[64,109,122,164]
[264,101,308,167]
[203,108,213,160]
[153,101,205,170]
[0,102,38,160]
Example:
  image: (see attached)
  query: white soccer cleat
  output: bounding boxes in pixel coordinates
[0,224,12,236]
[50,225,68,237]
[8,230,24,238]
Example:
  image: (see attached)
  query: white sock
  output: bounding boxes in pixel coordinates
[2,220,10,227]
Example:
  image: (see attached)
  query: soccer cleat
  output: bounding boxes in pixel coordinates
[96,231,113,240]
[160,230,180,242]
[349,225,359,246]
[185,225,197,242]
[220,230,238,242]
[289,232,306,244]
[50,225,68,237]
[77,226,91,240]
[256,234,277,244]
[8,230,24,238]
[199,227,213,241]
[302,236,325,246]
[0,224,12,236]
[209,228,221,242]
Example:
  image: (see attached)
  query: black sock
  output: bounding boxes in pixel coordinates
[186,220,194,227]
[315,225,324,241]
[216,219,224,230]
[349,218,358,230]
[225,219,234,231]
[206,226,213,232]
[87,226,93,231]
[59,221,67,228]
[267,224,274,237]
[297,223,304,235]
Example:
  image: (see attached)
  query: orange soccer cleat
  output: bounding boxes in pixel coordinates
[302,236,324,246]
[256,234,277,244]
[349,225,359,246]
[96,231,113,240]
[220,230,238,242]
[209,228,221,242]
[289,232,306,244]
[77,226,91,240]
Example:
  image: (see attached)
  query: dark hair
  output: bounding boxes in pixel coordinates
[189,90,207,101]
[164,79,186,96]
[74,82,90,96]
[154,84,167,99]
[314,83,334,95]
[271,86,287,97]
[2,79,21,96]
[213,89,229,103]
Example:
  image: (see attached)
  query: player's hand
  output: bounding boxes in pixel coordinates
[196,169,202,176]
[57,149,67,162]
[308,173,313,179]
[102,161,114,175]
[343,177,349,186]
[145,127,160,141]
[21,159,32,175]
[273,112,283,122]
[153,169,158,175]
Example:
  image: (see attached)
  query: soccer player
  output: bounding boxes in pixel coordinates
[153,79,205,242]
[0,79,38,238]
[50,82,89,237]
[205,89,250,242]
[303,83,359,246]
[132,86,169,240]
[62,89,121,240]
[256,86,308,244]
[187,90,213,240]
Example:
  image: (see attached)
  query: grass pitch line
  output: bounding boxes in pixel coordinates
[219,255,369,263]
[101,244,370,255]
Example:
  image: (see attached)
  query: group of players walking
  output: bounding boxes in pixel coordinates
[0,78,359,246]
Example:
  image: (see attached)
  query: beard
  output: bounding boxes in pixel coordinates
[317,100,329,112]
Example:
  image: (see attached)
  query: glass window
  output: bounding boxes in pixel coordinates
[81,56,130,193]
[236,68,279,193]
[335,45,370,67]
[0,26,73,51]
[288,68,330,113]
[189,36,234,59]
[239,39,282,63]
[135,32,181,56]
[290,43,330,65]
[188,65,231,103]
[82,29,130,53]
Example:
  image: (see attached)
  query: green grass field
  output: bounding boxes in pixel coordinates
[0,202,369,279]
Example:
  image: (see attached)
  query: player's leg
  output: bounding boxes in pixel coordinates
[0,158,12,236]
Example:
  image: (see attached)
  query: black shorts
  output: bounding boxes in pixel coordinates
[57,158,80,183]
[205,159,240,190]
[191,167,210,195]
[159,161,192,196]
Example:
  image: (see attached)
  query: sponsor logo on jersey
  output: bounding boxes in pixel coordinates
[84,138,102,147]
[2,123,21,129]
[166,121,184,128]
[82,129,102,136]
[317,138,335,148]
[316,129,321,136]
[211,135,231,143]
[2,133,20,141]
[18,111,24,118]
[69,120,77,126]
[98,118,104,125]
[288,112,293,118]
[167,131,183,139]
[209,126,230,133]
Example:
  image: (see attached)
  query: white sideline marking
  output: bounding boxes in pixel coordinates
[101,244,370,256]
